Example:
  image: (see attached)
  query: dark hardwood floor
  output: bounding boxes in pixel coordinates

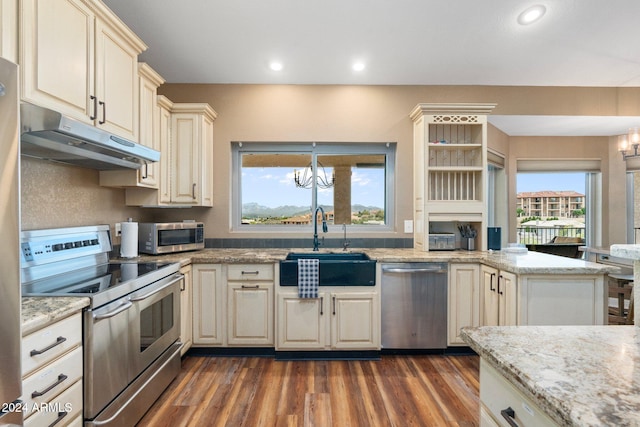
[137,353,480,427]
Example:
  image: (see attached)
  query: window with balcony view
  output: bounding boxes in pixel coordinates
[516,171,589,258]
[231,142,396,230]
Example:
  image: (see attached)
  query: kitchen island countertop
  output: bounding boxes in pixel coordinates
[461,325,640,427]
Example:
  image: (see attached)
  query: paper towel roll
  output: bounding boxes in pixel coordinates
[120,221,138,258]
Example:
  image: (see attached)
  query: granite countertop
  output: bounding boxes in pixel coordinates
[121,247,617,275]
[461,325,640,427]
[24,248,614,330]
[22,296,89,335]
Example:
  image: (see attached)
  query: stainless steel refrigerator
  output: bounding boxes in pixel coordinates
[0,57,22,426]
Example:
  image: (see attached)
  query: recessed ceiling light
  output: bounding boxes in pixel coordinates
[517,5,546,25]
[352,62,365,72]
[269,61,283,71]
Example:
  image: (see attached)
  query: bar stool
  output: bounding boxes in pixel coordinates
[608,273,634,325]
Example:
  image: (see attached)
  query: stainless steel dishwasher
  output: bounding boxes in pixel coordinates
[381,263,448,349]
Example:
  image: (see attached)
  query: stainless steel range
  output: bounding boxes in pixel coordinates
[21,225,183,426]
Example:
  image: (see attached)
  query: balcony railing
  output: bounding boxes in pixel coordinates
[516,226,584,245]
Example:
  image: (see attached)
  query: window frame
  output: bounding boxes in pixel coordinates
[231,141,396,233]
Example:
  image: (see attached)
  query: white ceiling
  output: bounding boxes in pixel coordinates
[103,0,640,136]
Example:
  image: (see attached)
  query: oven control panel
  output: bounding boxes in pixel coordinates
[20,226,112,266]
[22,237,101,262]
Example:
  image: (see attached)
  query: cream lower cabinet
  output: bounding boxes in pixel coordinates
[481,265,517,326]
[448,263,481,346]
[480,264,606,326]
[179,265,193,355]
[192,263,276,347]
[20,0,145,142]
[226,263,275,346]
[22,312,84,426]
[227,282,274,346]
[480,359,558,427]
[276,289,380,350]
[192,264,224,345]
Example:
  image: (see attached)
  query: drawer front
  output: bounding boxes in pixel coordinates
[22,346,83,416]
[22,313,82,376]
[23,379,83,427]
[480,360,557,427]
[227,264,274,281]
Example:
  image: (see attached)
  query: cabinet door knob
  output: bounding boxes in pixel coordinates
[320,296,324,316]
[490,272,496,291]
[192,183,196,199]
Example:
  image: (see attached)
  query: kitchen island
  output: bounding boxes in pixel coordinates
[461,325,640,426]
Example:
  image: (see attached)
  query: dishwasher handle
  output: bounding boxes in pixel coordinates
[382,266,447,274]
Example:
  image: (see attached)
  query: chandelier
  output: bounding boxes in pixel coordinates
[619,127,640,160]
[294,161,335,189]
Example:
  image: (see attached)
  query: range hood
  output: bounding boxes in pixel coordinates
[20,103,160,170]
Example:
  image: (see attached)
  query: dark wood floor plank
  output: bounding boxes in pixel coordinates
[137,354,480,427]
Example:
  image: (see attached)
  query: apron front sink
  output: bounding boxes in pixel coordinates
[280,252,377,286]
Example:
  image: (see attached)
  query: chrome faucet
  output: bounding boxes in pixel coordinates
[313,206,328,251]
[342,224,350,251]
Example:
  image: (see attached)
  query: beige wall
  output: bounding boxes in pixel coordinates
[21,157,153,243]
[21,84,639,245]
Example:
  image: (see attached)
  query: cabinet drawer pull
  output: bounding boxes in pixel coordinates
[49,410,68,427]
[31,374,68,398]
[490,272,496,291]
[320,296,324,315]
[241,285,259,289]
[332,296,336,315]
[500,406,519,427]
[192,183,196,199]
[241,271,260,275]
[90,95,97,120]
[30,336,67,356]
[498,275,503,295]
[98,100,106,124]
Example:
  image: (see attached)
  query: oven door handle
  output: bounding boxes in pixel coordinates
[128,274,184,302]
[93,300,132,320]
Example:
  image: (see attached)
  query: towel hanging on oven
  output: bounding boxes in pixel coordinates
[297,258,319,298]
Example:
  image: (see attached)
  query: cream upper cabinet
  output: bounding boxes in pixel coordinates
[123,95,174,206]
[448,263,481,346]
[0,0,17,62]
[99,63,165,188]
[20,0,146,141]
[410,103,496,251]
[171,103,217,206]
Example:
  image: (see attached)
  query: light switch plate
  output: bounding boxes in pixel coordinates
[404,220,413,233]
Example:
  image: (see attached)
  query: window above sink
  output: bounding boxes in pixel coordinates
[231,142,396,232]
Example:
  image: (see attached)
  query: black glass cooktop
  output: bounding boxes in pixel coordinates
[22,261,175,299]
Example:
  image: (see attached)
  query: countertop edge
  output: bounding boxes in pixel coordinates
[22,296,89,335]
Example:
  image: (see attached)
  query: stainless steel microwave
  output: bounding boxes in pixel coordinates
[138,222,205,254]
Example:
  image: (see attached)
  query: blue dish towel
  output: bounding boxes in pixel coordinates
[298,258,319,298]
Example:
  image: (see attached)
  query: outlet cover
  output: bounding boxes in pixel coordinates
[404,220,414,233]
[115,223,122,236]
